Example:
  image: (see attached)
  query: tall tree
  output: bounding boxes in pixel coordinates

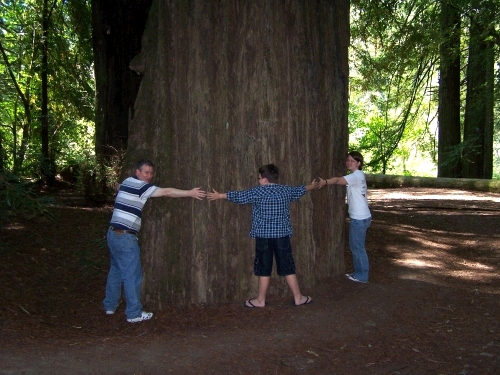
[91,0,152,158]
[438,0,462,177]
[124,0,349,307]
[462,0,495,179]
[40,0,58,184]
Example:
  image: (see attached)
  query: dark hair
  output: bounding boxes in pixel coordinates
[348,151,364,170]
[136,159,155,171]
[259,164,279,183]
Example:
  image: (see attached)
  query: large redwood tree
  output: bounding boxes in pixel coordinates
[91,0,152,156]
[125,0,350,307]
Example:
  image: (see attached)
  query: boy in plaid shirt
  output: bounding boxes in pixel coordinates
[208,164,318,307]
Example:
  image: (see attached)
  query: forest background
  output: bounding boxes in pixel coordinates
[1,3,499,372]
[0,0,499,201]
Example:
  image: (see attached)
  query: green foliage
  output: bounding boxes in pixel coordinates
[76,153,124,205]
[350,0,440,176]
[1,0,497,183]
[0,171,54,224]
[54,119,95,168]
[350,0,500,178]
[0,0,94,178]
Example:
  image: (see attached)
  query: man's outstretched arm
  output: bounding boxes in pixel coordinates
[151,187,206,200]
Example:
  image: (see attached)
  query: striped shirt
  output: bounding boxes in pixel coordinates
[109,176,159,232]
[227,184,306,238]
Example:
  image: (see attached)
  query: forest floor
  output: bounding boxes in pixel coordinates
[0,184,499,375]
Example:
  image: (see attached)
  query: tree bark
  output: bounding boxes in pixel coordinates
[40,0,56,184]
[462,3,494,179]
[91,0,152,157]
[437,0,461,178]
[126,0,349,307]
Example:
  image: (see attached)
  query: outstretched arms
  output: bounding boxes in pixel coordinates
[207,189,227,201]
[209,179,320,201]
[151,187,207,200]
[318,176,347,188]
[305,179,320,192]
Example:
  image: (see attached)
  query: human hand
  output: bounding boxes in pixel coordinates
[305,179,318,192]
[190,187,207,200]
[318,177,328,189]
[207,189,222,201]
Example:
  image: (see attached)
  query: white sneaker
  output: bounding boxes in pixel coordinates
[127,311,153,323]
[347,274,368,283]
[105,310,115,315]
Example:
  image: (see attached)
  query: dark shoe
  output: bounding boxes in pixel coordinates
[293,296,313,306]
[244,299,268,308]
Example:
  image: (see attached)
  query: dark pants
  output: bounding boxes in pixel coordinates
[254,237,296,277]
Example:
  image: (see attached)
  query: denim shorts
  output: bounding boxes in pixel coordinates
[254,237,296,277]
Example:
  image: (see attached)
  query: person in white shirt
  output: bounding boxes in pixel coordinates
[318,151,371,283]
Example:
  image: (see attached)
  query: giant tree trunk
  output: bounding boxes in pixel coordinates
[91,0,152,157]
[438,0,461,178]
[127,0,349,307]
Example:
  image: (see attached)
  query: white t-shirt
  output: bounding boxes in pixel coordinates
[343,170,371,220]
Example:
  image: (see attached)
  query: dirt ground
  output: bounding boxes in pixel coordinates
[1,185,499,375]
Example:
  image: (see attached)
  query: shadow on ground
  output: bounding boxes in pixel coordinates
[1,187,499,374]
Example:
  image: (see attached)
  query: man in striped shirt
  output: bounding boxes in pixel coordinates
[208,164,318,308]
[104,160,206,323]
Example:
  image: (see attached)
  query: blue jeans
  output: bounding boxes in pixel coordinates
[103,229,143,319]
[349,217,371,282]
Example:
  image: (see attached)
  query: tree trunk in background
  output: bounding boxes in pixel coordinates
[40,0,55,184]
[462,4,494,179]
[126,0,349,308]
[91,0,152,157]
[437,1,461,178]
[482,18,495,179]
[0,135,3,172]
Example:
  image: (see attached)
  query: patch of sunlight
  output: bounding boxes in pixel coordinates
[395,258,444,269]
[393,231,457,250]
[412,236,452,249]
[370,190,500,203]
[445,270,500,283]
[395,257,494,272]
[4,224,26,230]
[456,261,494,270]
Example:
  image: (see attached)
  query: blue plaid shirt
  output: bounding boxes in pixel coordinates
[227,184,306,238]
